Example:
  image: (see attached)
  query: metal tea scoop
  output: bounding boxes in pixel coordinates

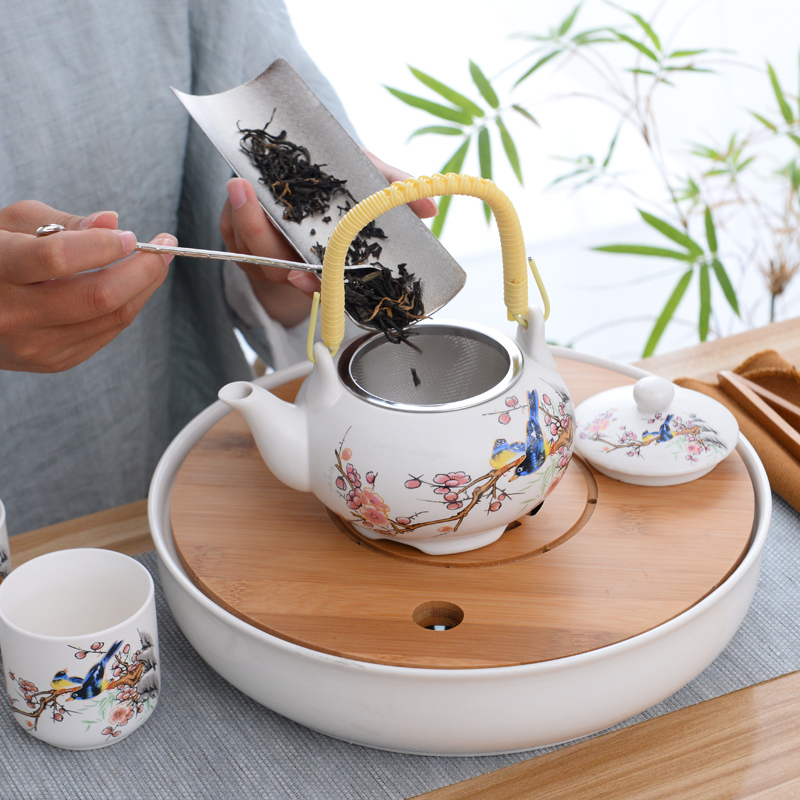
[171,58,467,331]
[34,224,377,279]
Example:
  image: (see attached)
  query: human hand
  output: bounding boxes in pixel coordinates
[219,152,438,328]
[219,178,314,328]
[0,200,176,372]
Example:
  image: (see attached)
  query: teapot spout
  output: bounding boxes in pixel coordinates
[218,381,311,493]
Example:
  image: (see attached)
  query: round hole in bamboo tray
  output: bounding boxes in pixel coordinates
[170,357,756,670]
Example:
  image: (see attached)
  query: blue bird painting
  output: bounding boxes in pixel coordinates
[67,640,122,701]
[490,390,549,481]
[50,669,84,692]
[642,414,674,444]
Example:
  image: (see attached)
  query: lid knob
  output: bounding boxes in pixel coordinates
[633,376,675,415]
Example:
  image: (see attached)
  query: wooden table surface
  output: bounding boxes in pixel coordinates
[9,317,800,799]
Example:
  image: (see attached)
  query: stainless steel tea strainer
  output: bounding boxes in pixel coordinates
[338,321,524,411]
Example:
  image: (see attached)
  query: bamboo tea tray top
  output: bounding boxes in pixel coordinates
[170,357,756,670]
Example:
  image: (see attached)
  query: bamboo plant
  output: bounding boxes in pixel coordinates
[385,2,800,356]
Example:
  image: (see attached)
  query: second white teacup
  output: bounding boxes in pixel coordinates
[0,548,160,750]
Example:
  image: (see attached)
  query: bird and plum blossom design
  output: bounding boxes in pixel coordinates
[332,387,574,539]
[577,407,730,462]
[0,548,9,583]
[6,631,158,738]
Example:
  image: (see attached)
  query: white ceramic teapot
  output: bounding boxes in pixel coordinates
[219,175,575,555]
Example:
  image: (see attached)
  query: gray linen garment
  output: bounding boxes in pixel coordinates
[0,0,353,534]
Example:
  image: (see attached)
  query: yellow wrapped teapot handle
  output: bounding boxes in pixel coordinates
[315,173,548,356]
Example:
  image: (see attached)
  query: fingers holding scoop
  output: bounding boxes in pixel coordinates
[220,177,319,294]
[0,213,177,372]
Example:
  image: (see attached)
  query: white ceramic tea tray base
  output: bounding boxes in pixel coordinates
[149,349,771,756]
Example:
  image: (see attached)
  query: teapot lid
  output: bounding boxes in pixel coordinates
[574,376,739,486]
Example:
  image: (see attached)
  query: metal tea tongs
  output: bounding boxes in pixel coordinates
[34,223,376,278]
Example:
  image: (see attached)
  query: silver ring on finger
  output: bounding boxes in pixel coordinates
[35,224,66,237]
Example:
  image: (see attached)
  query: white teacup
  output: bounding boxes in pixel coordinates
[0,499,10,581]
[0,548,159,750]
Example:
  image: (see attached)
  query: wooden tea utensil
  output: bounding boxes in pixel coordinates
[733,374,800,430]
[718,370,800,461]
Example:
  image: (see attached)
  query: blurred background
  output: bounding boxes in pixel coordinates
[286,0,800,361]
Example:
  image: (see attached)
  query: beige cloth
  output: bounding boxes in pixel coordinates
[676,350,800,511]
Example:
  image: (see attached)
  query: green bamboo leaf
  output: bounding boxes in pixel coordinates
[515,50,561,87]
[675,175,701,203]
[570,28,617,47]
[610,30,659,63]
[431,139,471,238]
[643,269,693,356]
[782,159,800,191]
[605,1,661,49]
[593,244,694,261]
[711,258,740,316]
[698,264,711,341]
[668,48,709,58]
[704,206,717,254]
[750,111,778,132]
[626,68,677,88]
[477,127,493,222]
[510,31,543,42]
[571,30,618,46]
[385,87,475,125]
[511,104,541,127]
[439,137,471,178]
[408,67,485,118]
[469,61,500,109]
[677,175,700,201]
[767,62,794,123]
[548,167,593,187]
[690,143,722,160]
[553,153,595,165]
[477,128,492,179]
[789,132,800,148]
[663,66,714,74]
[496,117,523,183]
[602,127,620,167]
[431,197,452,239]
[408,125,465,139]
[627,11,662,52]
[558,4,582,36]
[638,209,704,257]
